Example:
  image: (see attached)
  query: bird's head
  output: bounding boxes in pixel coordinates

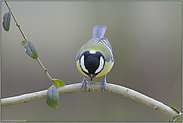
[79,51,105,81]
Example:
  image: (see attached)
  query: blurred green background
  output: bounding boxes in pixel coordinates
[1,1,181,122]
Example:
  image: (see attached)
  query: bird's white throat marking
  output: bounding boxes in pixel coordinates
[95,56,104,74]
[80,55,89,73]
[89,51,96,54]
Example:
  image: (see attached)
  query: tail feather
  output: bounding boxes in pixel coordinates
[93,25,107,38]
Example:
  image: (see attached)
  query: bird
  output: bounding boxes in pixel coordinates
[75,25,114,91]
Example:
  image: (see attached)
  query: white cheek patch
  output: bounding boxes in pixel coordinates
[95,56,104,74]
[80,55,89,73]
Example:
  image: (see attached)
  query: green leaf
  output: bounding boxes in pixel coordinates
[46,85,59,108]
[174,116,181,122]
[170,107,181,114]
[24,41,38,59]
[53,79,65,87]
[21,38,28,46]
[2,11,11,31]
[168,115,182,122]
[168,107,182,122]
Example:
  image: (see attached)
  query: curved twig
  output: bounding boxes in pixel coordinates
[1,82,179,118]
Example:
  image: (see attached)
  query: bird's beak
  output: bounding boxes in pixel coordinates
[90,74,93,81]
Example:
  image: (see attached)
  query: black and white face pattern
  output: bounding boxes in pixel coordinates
[80,51,105,79]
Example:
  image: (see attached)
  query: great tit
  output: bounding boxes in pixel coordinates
[75,25,114,91]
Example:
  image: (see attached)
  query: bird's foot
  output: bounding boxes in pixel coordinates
[81,77,88,91]
[102,80,107,92]
[101,75,107,92]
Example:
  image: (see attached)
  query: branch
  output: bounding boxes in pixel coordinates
[4,1,54,83]
[5,1,27,41]
[1,82,179,117]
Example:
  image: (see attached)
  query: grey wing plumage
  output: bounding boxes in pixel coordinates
[99,38,112,52]
[98,38,114,62]
[75,25,114,62]
[75,52,79,62]
[93,25,112,52]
